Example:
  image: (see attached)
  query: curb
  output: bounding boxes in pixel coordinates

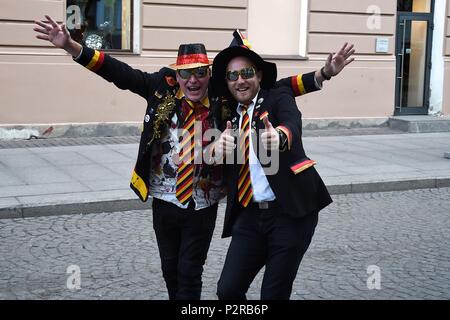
[0,199,149,220]
[0,118,390,140]
[1,177,450,220]
[327,177,450,195]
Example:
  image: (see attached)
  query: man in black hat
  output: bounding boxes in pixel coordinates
[210,38,354,300]
[33,16,353,300]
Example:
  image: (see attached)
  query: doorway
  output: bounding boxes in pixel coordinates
[395,0,435,115]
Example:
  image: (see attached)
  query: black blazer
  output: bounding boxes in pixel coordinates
[222,87,332,238]
[74,46,323,204]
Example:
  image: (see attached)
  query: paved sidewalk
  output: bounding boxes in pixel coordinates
[1,131,450,219]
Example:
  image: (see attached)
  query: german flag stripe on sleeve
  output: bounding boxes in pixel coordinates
[290,72,321,97]
[91,51,105,72]
[291,74,306,96]
[276,125,292,150]
[259,111,269,121]
[290,159,316,175]
[85,50,105,72]
[73,46,106,73]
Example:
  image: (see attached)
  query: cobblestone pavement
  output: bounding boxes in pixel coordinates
[0,188,449,300]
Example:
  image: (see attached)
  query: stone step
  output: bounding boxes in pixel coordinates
[389,116,450,133]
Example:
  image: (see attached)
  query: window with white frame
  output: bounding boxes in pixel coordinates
[66,0,134,51]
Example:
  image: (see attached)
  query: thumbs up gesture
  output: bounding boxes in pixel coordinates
[261,117,279,150]
[214,121,236,160]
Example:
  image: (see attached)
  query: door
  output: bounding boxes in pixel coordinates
[395,1,434,115]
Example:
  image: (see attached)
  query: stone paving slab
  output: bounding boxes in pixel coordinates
[0,188,448,300]
[0,132,449,219]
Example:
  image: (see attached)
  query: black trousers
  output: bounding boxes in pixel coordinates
[152,198,218,300]
[217,204,319,300]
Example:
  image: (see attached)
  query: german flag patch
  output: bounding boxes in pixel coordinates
[290,159,316,175]
[259,111,269,121]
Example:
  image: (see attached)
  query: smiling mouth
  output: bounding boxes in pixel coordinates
[187,86,201,93]
[236,87,249,93]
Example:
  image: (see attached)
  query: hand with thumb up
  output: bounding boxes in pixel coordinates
[261,116,280,150]
[213,121,236,161]
[226,121,232,130]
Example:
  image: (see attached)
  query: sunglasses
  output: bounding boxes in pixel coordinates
[177,67,209,79]
[226,67,256,81]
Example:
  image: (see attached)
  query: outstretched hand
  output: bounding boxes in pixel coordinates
[33,15,81,57]
[323,43,355,78]
[34,15,70,49]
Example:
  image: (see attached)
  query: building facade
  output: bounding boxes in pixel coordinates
[0,0,449,129]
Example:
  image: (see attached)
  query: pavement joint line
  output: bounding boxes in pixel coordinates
[1,177,449,220]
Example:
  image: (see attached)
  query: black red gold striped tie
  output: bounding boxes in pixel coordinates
[176,101,195,205]
[237,105,253,207]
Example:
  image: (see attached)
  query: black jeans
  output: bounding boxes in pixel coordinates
[217,205,319,300]
[152,198,218,300]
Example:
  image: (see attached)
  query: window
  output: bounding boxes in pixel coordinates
[66,0,133,51]
[397,0,433,13]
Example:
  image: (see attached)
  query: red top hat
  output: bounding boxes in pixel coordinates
[169,43,213,70]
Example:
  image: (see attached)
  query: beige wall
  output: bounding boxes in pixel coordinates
[0,0,63,50]
[0,0,248,124]
[293,0,396,118]
[247,0,301,55]
[141,0,247,55]
[0,0,448,126]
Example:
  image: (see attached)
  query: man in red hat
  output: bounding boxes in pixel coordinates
[34,16,222,300]
[33,16,353,300]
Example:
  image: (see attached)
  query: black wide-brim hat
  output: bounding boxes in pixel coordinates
[211,45,277,96]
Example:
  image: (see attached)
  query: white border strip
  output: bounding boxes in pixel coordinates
[133,0,141,54]
[299,0,309,57]
[429,0,446,115]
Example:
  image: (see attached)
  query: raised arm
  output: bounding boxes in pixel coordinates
[275,42,355,97]
[33,15,161,99]
[314,42,355,85]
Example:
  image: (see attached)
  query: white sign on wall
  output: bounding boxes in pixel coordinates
[375,38,389,53]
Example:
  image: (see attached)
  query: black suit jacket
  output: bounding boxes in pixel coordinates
[222,87,332,238]
[74,46,322,203]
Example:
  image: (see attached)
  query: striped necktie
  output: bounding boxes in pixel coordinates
[237,105,253,207]
[176,100,195,205]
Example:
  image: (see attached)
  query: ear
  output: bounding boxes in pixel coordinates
[257,70,263,84]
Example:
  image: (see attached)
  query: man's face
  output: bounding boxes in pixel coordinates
[226,56,262,105]
[176,66,210,102]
